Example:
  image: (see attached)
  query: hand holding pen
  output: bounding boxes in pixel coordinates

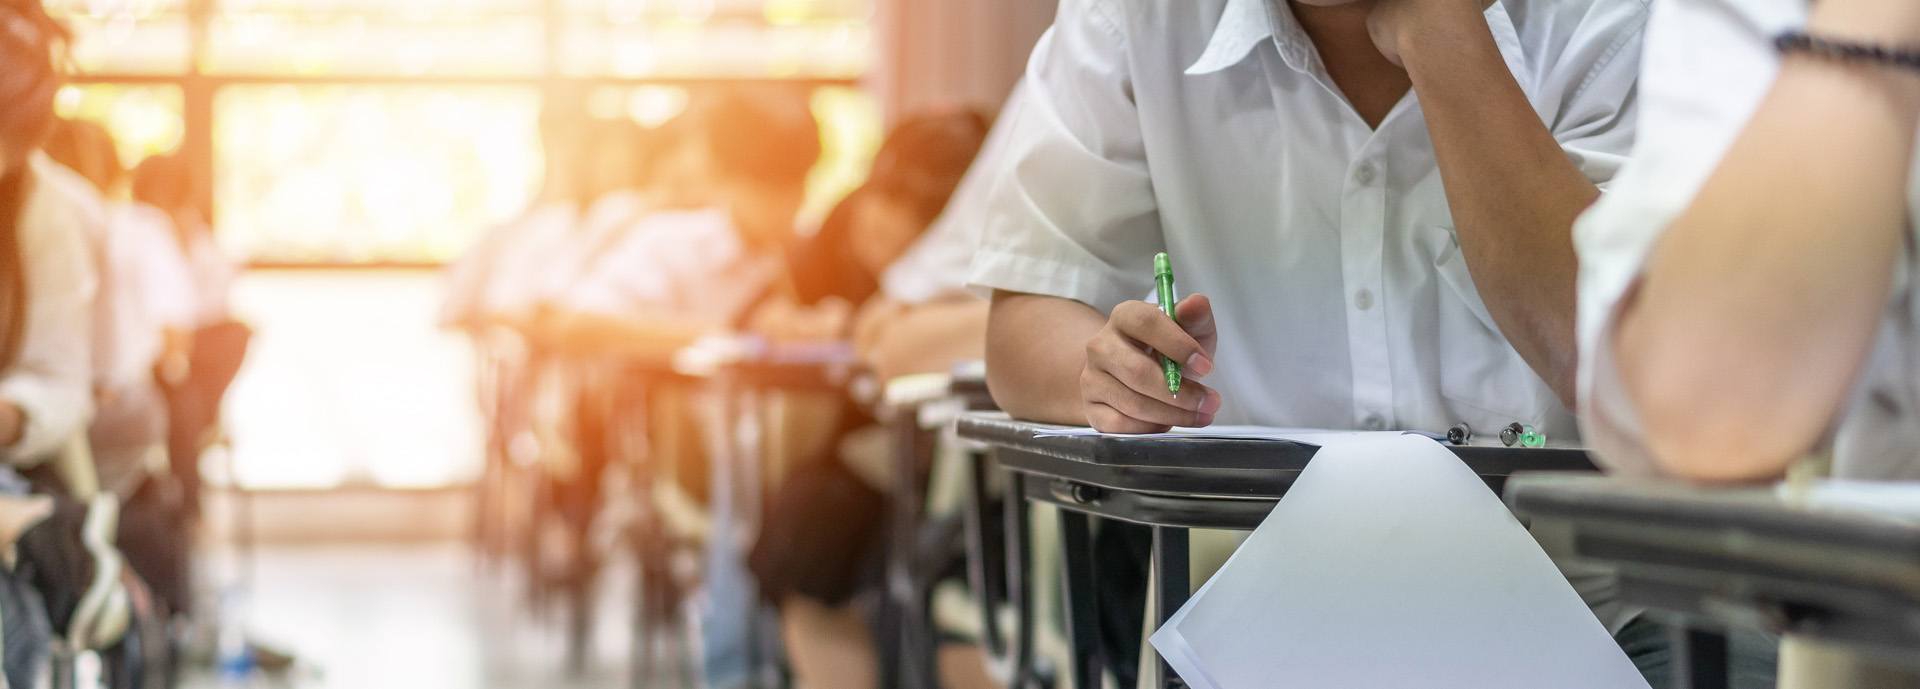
[1077,253,1223,434]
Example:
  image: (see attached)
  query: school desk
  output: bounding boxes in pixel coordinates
[1509,475,1920,689]
[955,412,1597,689]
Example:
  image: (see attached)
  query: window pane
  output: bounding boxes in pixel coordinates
[204,15,546,76]
[220,0,538,14]
[44,0,187,16]
[561,0,872,23]
[805,84,880,229]
[58,12,192,74]
[214,85,543,264]
[55,84,186,169]
[559,20,868,78]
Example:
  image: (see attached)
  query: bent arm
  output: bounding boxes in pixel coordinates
[985,291,1106,425]
[542,308,726,362]
[1617,44,1920,482]
[1400,13,1597,410]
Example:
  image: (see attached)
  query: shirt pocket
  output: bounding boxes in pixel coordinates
[1429,226,1558,430]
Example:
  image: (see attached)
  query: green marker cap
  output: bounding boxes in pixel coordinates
[1154,252,1172,279]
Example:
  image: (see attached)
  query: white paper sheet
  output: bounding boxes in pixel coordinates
[1149,434,1649,689]
[1029,425,1396,445]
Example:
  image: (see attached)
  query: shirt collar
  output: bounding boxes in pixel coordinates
[1185,0,1314,76]
[1186,0,1528,82]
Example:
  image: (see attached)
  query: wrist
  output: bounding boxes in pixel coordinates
[1395,7,1498,72]
[1808,2,1920,44]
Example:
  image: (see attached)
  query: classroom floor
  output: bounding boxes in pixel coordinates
[179,543,642,689]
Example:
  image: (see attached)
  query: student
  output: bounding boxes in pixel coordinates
[743,110,991,689]
[439,101,588,332]
[970,0,1646,684]
[1576,0,1920,486]
[1571,0,1920,681]
[43,117,196,498]
[546,92,816,357]
[0,0,129,680]
[543,90,819,689]
[132,152,244,528]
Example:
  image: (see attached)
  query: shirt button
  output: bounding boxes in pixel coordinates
[1362,414,1386,431]
[1354,288,1374,311]
[1355,164,1377,185]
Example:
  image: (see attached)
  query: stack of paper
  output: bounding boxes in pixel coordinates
[1149,434,1648,689]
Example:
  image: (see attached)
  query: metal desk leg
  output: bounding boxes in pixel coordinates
[1151,526,1190,689]
[1059,510,1101,689]
[1669,624,1730,689]
[885,410,940,689]
[964,451,1006,660]
[1004,470,1039,689]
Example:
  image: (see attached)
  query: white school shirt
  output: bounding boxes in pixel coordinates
[1575,0,1920,480]
[475,202,581,320]
[968,0,1646,435]
[2,155,99,465]
[880,83,1029,306]
[92,202,195,393]
[564,207,781,325]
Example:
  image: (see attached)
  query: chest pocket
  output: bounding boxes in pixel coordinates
[1429,227,1566,433]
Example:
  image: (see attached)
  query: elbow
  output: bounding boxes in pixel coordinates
[1623,353,1807,484]
[1641,425,1801,485]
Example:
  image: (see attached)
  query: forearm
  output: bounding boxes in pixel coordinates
[864,299,989,382]
[547,309,723,361]
[1401,16,1592,408]
[985,291,1106,425]
[1619,55,1920,481]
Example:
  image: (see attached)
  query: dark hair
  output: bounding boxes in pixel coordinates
[0,0,69,371]
[703,89,821,190]
[785,110,991,306]
[132,151,196,214]
[786,186,876,306]
[42,117,119,193]
[867,110,990,224]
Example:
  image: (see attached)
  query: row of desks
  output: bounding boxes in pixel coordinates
[651,347,1920,689]
[954,413,1920,689]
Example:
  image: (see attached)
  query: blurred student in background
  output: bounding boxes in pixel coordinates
[132,152,245,528]
[540,89,819,689]
[42,118,194,501]
[545,91,816,356]
[0,0,118,681]
[747,110,991,689]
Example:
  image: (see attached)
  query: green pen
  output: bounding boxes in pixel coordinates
[1154,252,1181,395]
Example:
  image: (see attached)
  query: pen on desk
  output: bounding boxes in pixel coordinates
[1154,252,1181,396]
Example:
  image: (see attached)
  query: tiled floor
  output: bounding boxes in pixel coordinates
[181,543,655,689]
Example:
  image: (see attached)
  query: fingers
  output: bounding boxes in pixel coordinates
[1080,317,1224,432]
[1173,294,1219,372]
[1086,402,1173,435]
[1112,299,1216,377]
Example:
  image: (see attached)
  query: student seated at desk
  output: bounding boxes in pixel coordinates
[1576,0,1920,485]
[743,109,991,689]
[544,91,816,358]
[1574,1,1920,684]
[969,0,1648,684]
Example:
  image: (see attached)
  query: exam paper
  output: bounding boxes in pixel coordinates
[1029,425,1386,445]
[1149,434,1648,689]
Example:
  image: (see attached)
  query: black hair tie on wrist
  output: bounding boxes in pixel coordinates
[1776,30,1920,72]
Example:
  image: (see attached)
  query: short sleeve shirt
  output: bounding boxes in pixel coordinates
[1573,0,1920,480]
[564,207,782,325]
[969,0,1647,436]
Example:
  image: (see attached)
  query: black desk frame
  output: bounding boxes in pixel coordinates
[957,415,1598,689]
